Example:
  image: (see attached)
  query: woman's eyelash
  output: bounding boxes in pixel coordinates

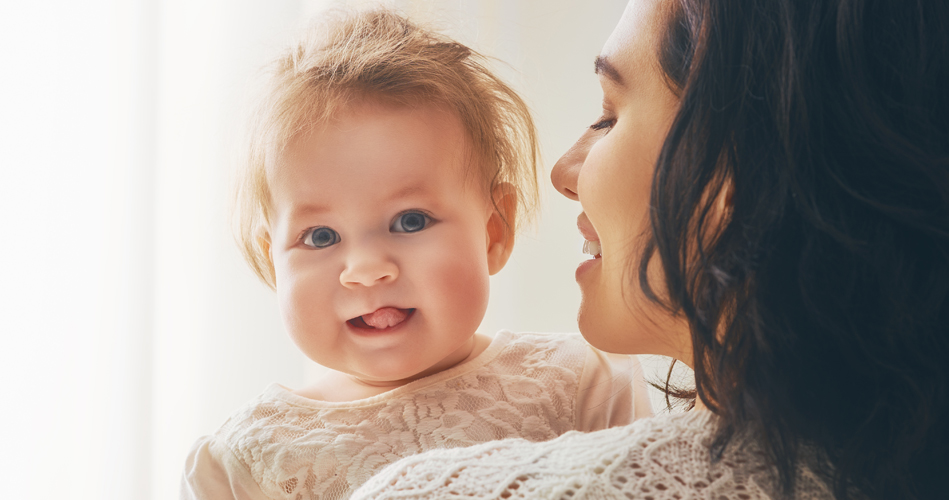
[590,117,616,131]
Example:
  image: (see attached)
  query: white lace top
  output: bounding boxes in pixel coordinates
[180,331,651,500]
[352,410,834,500]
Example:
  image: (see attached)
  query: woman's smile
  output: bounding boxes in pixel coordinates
[576,212,602,280]
[577,213,602,259]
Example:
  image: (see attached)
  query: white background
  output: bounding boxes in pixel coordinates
[0,1,685,498]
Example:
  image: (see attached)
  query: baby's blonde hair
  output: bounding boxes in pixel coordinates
[237,8,540,289]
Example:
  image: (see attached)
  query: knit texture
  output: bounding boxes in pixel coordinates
[351,410,833,500]
[182,331,643,500]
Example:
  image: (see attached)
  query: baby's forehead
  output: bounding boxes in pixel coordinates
[279,100,488,172]
[268,100,493,206]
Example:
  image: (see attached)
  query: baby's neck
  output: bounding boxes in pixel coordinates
[293,333,493,403]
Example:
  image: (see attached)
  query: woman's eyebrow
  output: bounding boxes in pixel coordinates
[594,56,625,87]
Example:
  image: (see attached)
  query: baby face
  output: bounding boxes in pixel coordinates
[268,101,498,387]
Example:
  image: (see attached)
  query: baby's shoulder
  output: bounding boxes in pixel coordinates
[488,331,589,368]
[468,331,591,396]
[501,330,587,348]
[205,384,383,498]
[211,384,316,448]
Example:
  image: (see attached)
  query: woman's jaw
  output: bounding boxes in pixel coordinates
[574,211,695,365]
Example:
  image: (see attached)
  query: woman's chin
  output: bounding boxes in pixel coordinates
[575,295,610,351]
[576,288,648,355]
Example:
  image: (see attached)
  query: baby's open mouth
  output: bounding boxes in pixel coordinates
[348,307,416,330]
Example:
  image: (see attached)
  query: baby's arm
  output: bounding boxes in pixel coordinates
[575,346,653,431]
[180,435,270,500]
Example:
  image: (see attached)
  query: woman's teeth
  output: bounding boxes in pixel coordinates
[582,240,602,257]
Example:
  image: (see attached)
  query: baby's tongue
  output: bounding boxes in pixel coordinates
[361,307,408,329]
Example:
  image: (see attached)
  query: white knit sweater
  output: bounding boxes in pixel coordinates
[181,331,652,500]
[351,410,834,500]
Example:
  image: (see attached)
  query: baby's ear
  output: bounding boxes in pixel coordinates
[256,229,277,289]
[486,183,517,275]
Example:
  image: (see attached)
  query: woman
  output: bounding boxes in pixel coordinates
[353,0,948,498]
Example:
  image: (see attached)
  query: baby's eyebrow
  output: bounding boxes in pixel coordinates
[289,203,330,218]
[387,184,426,202]
[286,186,428,218]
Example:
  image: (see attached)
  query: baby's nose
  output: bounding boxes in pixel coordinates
[339,249,398,288]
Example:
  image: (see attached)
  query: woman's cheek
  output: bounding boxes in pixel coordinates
[577,140,621,219]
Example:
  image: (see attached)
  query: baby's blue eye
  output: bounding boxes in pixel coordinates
[303,227,340,248]
[391,211,431,233]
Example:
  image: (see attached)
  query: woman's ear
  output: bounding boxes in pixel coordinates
[716,178,734,224]
[486,183,518,275]
[720,179,734,210]
[707,178,734,241]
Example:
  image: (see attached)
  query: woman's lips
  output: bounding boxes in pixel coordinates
[576,212,601,281]
[577,213,601,258]
[349,307,415,330]
[576,255,600,281]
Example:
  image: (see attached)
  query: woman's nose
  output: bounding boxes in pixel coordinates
[340,249,399,288]
[551,130,594,201]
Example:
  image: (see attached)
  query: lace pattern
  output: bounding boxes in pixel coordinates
[351,410,834,500]
[213,332,599,500]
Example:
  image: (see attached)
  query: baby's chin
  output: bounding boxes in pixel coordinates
[347,341,478,388]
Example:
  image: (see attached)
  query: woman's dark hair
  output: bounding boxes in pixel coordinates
[644,0,949,498]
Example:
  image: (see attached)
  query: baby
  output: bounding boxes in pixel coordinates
[181,9,651,500]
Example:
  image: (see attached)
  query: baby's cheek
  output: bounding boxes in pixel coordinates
[427,245,490,326]
[278,268,331,339]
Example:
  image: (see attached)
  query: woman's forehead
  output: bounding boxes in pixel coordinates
[600,0,667,80]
